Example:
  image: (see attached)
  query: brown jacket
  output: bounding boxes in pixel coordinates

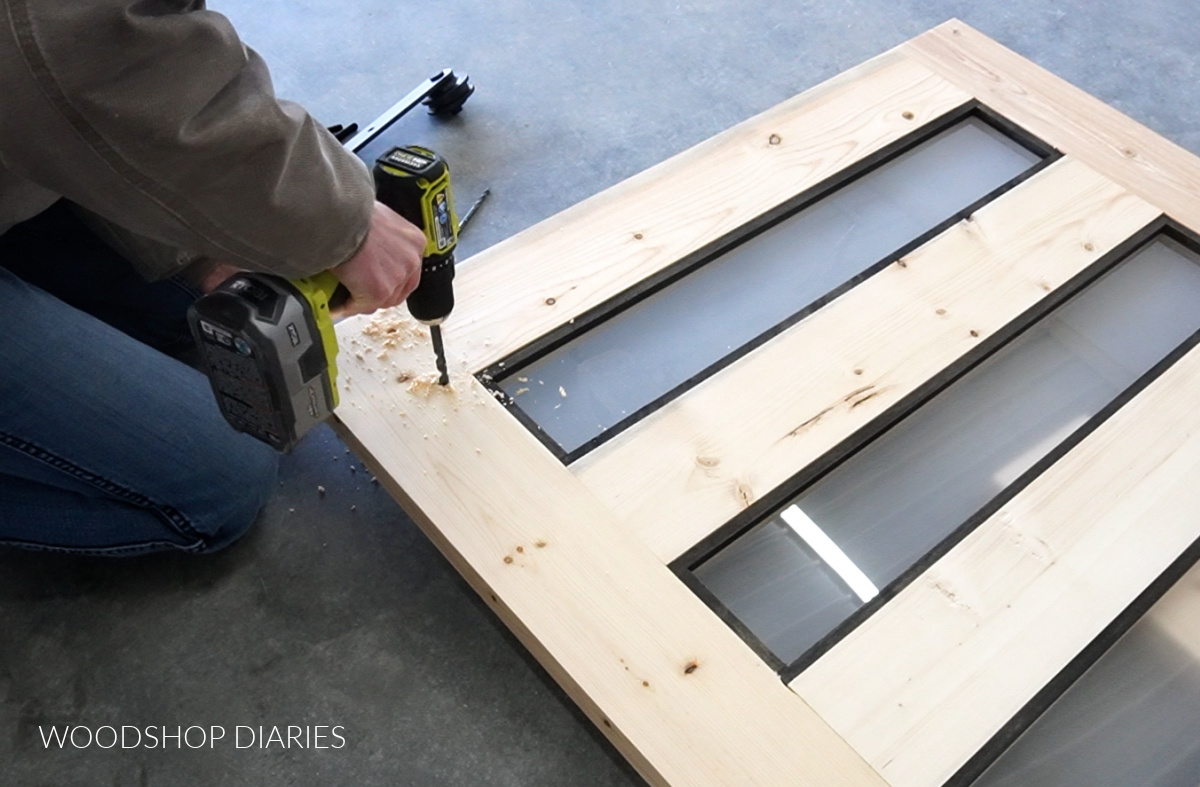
[0,0,373,280]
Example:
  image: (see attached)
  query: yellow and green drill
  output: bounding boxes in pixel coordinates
[187,145,458,451]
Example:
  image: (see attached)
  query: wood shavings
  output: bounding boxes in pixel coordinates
[358,312,430,366]
[407,372,453,397]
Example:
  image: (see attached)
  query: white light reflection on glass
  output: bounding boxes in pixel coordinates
[780,506,879,604]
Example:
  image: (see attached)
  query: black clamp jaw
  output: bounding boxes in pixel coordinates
[330,69,475,150]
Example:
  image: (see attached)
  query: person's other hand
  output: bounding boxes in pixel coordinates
[195,261,242,294]
[330,200,425,317]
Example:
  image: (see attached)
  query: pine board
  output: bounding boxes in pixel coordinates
[443,53,972,376]
[333,327,885,786]
[331,22,1200,787]
[904,21,1200,234]
[790,340,1200,787]
[572,157,1160,563]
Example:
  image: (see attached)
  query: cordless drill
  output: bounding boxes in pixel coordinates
[188,145,458,451]
[373,145,459,385]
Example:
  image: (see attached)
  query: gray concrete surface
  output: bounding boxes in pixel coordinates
[2,1,1198,785]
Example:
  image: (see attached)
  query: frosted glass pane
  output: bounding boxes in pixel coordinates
[975,562,1200,787]
[695,238,1200,666]
[500,118,1043,454]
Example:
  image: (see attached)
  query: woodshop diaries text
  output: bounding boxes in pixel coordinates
[37,725,347,749]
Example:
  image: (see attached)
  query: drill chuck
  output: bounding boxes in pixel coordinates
[407,253,455,324]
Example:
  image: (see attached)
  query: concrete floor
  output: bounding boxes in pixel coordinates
[3,2,1199,785]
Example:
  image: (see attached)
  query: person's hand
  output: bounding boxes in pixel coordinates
[178,258,241,294]
[196,261,242,294]
[329,200,425,317]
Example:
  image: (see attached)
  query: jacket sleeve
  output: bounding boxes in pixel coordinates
[0,0,373,279]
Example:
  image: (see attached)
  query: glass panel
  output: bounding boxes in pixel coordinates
[498,118,1044,455]
[974,561,1200,787]
[694,238,1200,666]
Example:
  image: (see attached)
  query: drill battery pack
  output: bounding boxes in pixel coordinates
[187,271,341,452]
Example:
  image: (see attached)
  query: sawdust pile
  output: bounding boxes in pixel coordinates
[405,371,450,397]
[347,311,484,403]
[360,314,428,354]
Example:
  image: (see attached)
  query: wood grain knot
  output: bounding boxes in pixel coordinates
[1084,242,1095,252]
[768,133,782,145]
[785,405,834,438]
[516,546,525,553]
[633,232,644,240]
[684,660,700,675]
[534,540,548,548]
[503,556,514,564]
[544,297,557,306]
[734,482,754,508]
[844,383,873,403]
[902,111,915,120]
[970,329,980,338]
[696,455,720,468]
[935,308,947,316]
[841,383,891,410]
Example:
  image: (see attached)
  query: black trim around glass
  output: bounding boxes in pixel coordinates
[950,532,1200,786]
[673,222,1200,687]
[479,101,1060,463]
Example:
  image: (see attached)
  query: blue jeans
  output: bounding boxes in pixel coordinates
[0,202,278,555]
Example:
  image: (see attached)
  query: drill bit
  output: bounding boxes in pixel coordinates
[457,188,490,234]
[430,324,450,385]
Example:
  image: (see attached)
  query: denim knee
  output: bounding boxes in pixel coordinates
[0,211,282,556]
[187,437,280,554]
